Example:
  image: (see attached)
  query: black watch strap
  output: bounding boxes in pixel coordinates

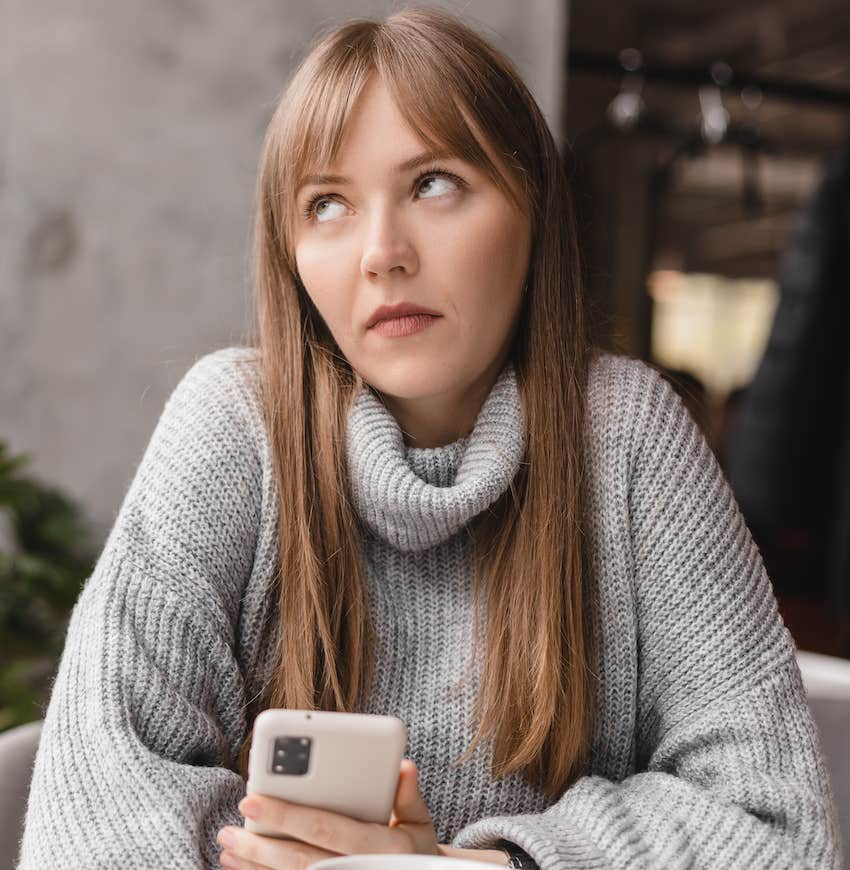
[496,839,538,869]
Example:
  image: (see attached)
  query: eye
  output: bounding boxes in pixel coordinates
[416,169,462,199]
[302,194,345,223]
[300,165,466,224]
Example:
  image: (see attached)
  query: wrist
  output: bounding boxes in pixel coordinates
[494,839,537,869]
[437,844,511,865]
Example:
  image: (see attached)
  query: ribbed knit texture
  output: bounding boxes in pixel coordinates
[16,346,841,870]
[346,361,525,551]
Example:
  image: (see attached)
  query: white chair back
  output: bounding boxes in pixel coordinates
[797,650,850,868]
[0,720,43,870]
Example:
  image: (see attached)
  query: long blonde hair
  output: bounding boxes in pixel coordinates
[237,4,596,799]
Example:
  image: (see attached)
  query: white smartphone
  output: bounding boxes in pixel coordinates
[244,708,408,839]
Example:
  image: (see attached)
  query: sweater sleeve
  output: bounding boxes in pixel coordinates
[16,349,263,870]
[450,362,841,870]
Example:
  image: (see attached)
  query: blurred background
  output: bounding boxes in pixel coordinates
[2,0,849,733]
[566,0,850,661]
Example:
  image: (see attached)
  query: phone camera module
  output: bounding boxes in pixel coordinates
[271,736,312,775]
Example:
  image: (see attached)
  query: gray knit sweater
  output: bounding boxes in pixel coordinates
[16,346,841,869]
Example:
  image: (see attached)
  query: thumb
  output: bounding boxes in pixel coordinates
[390,759,432,826]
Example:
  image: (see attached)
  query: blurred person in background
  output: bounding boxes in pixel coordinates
[726,145,850,656]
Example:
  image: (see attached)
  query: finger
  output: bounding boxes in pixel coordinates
[219,831,336,870]
[236,797,408,855]
[390,760,432,826]
[219,851,275,870]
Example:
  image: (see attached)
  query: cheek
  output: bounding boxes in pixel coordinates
[295,242,352,336]
[447,206,529,323]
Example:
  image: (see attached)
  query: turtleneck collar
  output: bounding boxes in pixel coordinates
[345,362,525,552]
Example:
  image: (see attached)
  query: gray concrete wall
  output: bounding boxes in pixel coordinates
[1,0,566,543]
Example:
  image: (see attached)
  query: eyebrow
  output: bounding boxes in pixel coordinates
[296,149,456,194]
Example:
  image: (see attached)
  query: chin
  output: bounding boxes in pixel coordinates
[358,358,459,400]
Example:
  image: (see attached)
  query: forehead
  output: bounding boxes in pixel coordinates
[296,78,447,181]
[332,74,424,153]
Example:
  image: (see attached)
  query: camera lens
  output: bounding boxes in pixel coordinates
[271,736,311,775]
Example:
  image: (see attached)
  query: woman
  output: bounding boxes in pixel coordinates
[17,6,839,869]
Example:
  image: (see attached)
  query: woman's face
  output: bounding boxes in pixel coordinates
[292,75,532,404]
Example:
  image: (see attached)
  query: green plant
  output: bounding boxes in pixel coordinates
[0,439,96,731]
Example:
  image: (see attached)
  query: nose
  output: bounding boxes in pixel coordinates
[359,202,418,280]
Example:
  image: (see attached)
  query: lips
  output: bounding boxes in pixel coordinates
[371,313,439,338]
[367,301,442,329]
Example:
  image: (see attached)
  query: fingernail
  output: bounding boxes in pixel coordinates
[218,828,236,849]
[238,797,260,819]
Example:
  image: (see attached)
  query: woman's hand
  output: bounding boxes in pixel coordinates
[216,758,440,869]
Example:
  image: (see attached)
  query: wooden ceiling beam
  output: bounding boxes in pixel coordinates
[639,0,850,68]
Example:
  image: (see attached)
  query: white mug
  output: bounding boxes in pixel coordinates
[310,855,506,870]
